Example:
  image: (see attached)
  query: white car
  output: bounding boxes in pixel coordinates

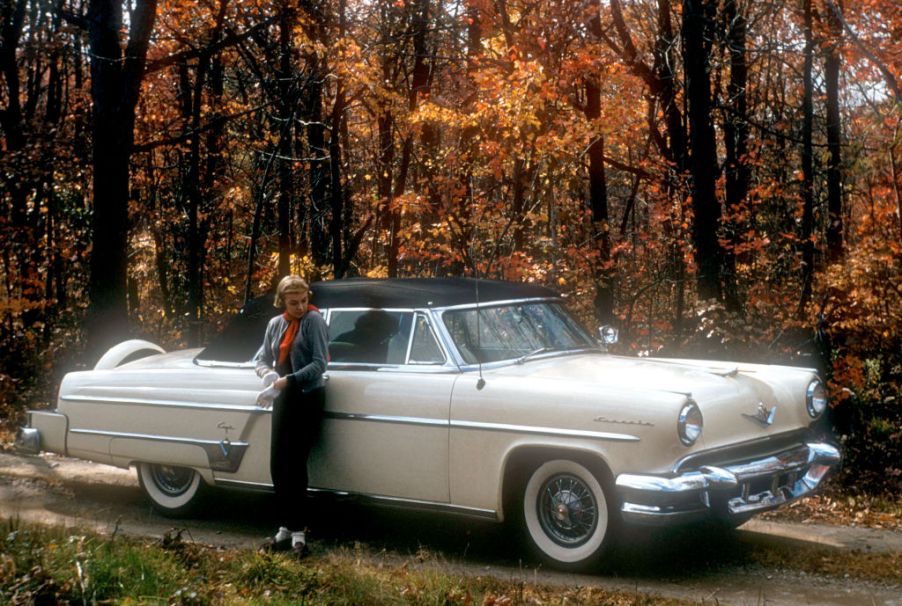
[18,278,840,570]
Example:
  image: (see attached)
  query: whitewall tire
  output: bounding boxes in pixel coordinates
[521,459,615,570]
[137,462,205,517]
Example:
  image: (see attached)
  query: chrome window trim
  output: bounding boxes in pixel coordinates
[434,298,598,367]
[431,296,562,313]
[407,312,448,365]
[61,394,264,414]
[403,313,416,362]
[325,307,456,369]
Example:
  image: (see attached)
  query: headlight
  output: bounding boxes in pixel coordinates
[806,379,828,418]
[678,401,703,446]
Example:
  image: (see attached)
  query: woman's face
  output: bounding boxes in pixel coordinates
[283,290,309,320]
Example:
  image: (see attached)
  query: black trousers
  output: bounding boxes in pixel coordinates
[270,383,325,530]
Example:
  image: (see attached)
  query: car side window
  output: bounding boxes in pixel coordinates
[328,310,412,365]
[408,314,445,365]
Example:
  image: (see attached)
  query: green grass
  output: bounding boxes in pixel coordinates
[5,517,899,605]
[0,520,697,606]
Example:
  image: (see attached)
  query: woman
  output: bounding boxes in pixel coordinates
[254,275,329,557]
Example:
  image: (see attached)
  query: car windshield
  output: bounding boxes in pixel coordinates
[442,302,595,364]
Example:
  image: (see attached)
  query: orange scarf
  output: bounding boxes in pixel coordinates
[277,313,300,365]
[277,305,319,365]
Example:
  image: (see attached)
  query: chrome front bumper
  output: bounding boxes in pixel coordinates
[615,442,841,525]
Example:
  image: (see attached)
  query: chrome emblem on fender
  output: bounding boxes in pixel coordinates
[743,403,776,426]
[593,416,654,427]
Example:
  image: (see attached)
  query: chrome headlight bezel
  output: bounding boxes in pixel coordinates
[678,400,703,446]
[806,379,828,418]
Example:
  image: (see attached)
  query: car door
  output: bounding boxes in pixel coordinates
[309,310,457,503]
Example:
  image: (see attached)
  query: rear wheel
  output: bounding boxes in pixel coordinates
[519,459,617,570]
[137,462,205,517]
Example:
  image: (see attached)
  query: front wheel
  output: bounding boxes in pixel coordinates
[520,459,617,570]
[137,462,205,517]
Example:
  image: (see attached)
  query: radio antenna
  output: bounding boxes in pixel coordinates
[472,252,486,390]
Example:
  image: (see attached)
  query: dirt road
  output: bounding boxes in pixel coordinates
[1,450,900,606]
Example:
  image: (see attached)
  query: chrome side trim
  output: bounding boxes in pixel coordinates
[69,428,250,472]
[69,428,236,445]
[325,411,448,428]
[61,394,263,414]
[451,419,640,442]
[325,412,639,442]
[215,478,274,492]
[193,359,255,369]
[357,493,496,520]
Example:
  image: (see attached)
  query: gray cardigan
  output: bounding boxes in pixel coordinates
[254,310,329,392]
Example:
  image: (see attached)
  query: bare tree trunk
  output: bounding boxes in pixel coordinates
[329,0,348,278]
[85,0,158,355]
[720,0,747,311]
[304,55,329,270]
[0,0,26,154]
[682,0,724,302]
[587,4,613,324]
[799,0,816,314]
[277,3,296,277]
[824,0,844,263]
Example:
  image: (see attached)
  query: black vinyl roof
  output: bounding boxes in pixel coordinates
[196,278,559,363]
[309,277,559,309]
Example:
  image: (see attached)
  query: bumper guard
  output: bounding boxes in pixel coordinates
[615,442,841,525]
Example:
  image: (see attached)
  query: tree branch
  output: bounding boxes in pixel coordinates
[822,0,901,104]
[144,14,278,74]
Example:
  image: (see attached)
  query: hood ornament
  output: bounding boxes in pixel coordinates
[743,403,776,427]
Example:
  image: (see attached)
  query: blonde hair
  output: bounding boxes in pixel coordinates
[274,275,310,308]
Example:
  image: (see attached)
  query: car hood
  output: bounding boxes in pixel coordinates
[486,353,818,452]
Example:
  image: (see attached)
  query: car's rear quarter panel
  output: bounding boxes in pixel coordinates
[57,359,265,476]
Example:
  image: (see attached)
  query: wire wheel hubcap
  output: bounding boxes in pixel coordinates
[150,465,195,497]
[537,473,599,547]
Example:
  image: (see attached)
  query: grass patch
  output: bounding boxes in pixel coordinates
[0,520,698,605]
[2,518,898,605]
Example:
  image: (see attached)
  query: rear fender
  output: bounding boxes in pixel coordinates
[94,340,165,370]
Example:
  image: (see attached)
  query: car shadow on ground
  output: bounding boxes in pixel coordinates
[188,487,765,579]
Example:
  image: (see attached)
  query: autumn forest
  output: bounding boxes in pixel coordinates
[1,0,900,494]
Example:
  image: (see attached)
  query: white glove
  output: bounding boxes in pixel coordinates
[261,371,279,388]
[256,371,281,408]
[256,385,280,408]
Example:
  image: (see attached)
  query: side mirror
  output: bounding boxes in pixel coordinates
[598,325,619,346]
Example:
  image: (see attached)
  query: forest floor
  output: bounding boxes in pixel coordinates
[0,447,900,605]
